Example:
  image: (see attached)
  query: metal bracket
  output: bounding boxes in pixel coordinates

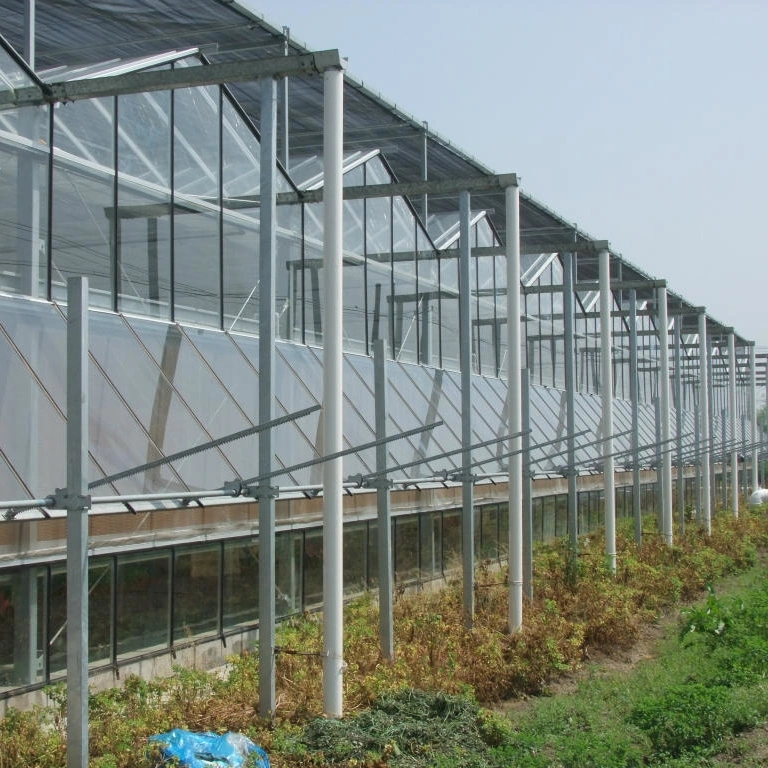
[51,488,91,510]
[245,484,280,501]
[223,479,244,497]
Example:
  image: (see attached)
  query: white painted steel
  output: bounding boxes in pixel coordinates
[599,249,616,573]
[729,331,739,515]
[506,184,523,632]
[658,286,673,544]
[698,312,712,534]
[66,277,89,768]
[322,66,344,719]
[750,344,758,493]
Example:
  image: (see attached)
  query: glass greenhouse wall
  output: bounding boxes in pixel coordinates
[0,2,761,708]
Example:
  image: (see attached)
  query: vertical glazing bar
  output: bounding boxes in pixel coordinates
[657,285,673,544]
[506,183,523,633]
[281,27,290,169]
[373,339,394,661]
[66,276,89,768]
[421,121,428,223]
[674,315,684,531]
[750,343,758,493]
[562,253,577,555]
[599,248,616,571]
[729,331,738,515]
[629,289,641,544]
[521,369,533,602]
[257,77,277,718]
[322,65,344,719]
[458,189,474,628]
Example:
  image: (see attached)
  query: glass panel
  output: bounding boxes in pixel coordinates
[439,254,460,371]
[343,522,367,595]
[276,204,302,342]
[116,552,170,658]
[480,504,499,560]
[52,102,114,307]
[419,511,441,581]
[543,496,556,540]
[0,301,67,496]
[48,560,113,675]
[442,510,462,573]
[0,107,49,298]
[555,494,568,538]
[0,45,36,90]
[117,89,171,317]
[343,198,366,354]
[394,515,419,584]
[0,567,46,689]
[302,528,323,609]
[173,545,220,641]
[123,318,242,486]
[275,532,302,618]
[391,198,417,363]
[417,231,439,367]
[303,204,324,345]
[223,539,259,630]
[173,85,220,326]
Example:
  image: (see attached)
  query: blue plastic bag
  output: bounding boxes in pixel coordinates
[148,728,270,768]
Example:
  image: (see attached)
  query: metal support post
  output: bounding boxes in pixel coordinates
[281,27,290,169]
[629,289,642,544]
[750,343,758,493]
[373,339,394,661]
[257,77,278,718]
[654,396,662,528]
[657,285,673,544]
[674,316,684,531]
[66,276,90,768]
[562,252,578,556]
[722,408,728,511]
[322,65,344,719]
[521,369,533,602]
[458,189,474,628]
[506,183,523,632]
[728,331,738,515]
[599,247,616,571]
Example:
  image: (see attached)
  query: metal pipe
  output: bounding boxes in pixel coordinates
[521,370,533,602]
[66,276,89,768]
[657,285,673,544]
[629,289,641,544]
[599,248,616,572]
[750,343,758,493]
[258,76,278,718]
[674,314,684,531]
[506,183,523,632]
[729,331,738,515]
[321,65,344,719]
[373,339,394,661]
[562,252,578,554]
[458,189,474,628]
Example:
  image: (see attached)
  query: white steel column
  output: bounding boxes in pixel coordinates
[458,189,474,628]
[599,247,616,572]
[506,183,523,632]
[322,65,344,718]
[257,77,278,718]
[657,285,673,544]
[66,276,89,768]
[750,342,758,493]
[698,311,711,534]
[728,330,738,515]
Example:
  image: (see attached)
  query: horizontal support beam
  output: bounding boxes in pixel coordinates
[522,278,666,295]
[274,173,519,204]
[0,50,344,110]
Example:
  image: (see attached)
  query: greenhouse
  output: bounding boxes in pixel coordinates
[0,0,764,731]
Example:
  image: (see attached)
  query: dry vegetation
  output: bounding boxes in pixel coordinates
[2,510,766,767]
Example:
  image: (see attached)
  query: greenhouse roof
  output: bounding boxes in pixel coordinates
[0,0,750,346]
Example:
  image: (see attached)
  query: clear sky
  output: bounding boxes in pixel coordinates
[247,0,768,350]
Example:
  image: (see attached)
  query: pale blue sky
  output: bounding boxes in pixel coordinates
[248,0,768,349]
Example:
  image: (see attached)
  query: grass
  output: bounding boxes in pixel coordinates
[2,507,768,766]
